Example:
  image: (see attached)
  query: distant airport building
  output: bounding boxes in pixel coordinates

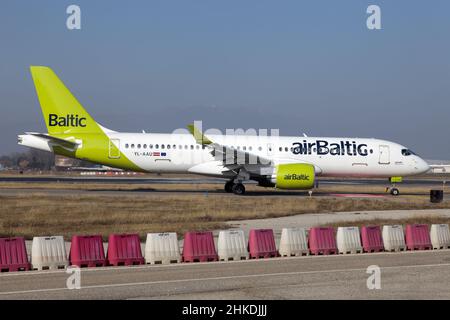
[54,155,123,173]
[54,155,77,170]
[426,160,450,174]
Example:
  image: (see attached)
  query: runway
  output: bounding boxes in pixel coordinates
[0,250,449,299]
[0,175,448,199]
[0,175,447,186]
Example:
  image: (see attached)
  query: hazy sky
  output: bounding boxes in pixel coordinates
[1,0,449,159]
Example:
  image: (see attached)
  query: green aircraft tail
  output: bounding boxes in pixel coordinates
[30,66,103,135]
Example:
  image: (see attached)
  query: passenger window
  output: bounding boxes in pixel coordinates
[149,144,153,149]
[279,147,282,152]
[167,145,171,149]
[249,146,252,151]
[143,144,147,149]
[131,144,135,149]
[285,147,288,152]
[190,145,194,150]
[125,144,129,149]
[155,144,159,149]
[258,146,262,151]
[173,144,176,149]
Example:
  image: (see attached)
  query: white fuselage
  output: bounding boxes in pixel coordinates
[105,132,430,178]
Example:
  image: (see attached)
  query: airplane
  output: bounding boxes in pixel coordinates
[18,66,430,195]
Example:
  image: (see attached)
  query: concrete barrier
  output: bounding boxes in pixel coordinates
[217,230,249,261]
[405,224,432,251]
[31,236,68,270]
[0,237,31,272]
[69,235,107,268]
[182,231,218,262]
[145,232,181,264]
[430,224,450,250]
[382,225,406,252]
[308,227,337,255]
[279,227,309,257]
[106,234,145,266]
[336,227,362,254]
[361,226,384,253]
[248,229,279,259]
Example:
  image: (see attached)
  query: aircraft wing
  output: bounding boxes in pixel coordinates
[187,124,272,167]
[25,132,80,150]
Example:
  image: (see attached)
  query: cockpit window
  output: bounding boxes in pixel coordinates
[401,149,416,156]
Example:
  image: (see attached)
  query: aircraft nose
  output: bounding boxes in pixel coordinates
[415,158,430,174]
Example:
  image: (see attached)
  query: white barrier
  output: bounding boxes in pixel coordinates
[31,236,68,270]
[145,232,181,264]
[336,227,362,254]
[279,227,309,256]
[217,230,249,261]
[430,224,450,250]
[382,225,406,252]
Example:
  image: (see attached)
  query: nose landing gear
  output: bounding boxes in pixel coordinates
[390,187,400,196]
[387,177,402,196]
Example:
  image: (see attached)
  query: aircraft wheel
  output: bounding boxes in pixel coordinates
[390,188,400,196]
[224,181,234,193]
[232,183,246,195]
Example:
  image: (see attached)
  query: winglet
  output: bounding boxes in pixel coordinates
[187,123,213,145]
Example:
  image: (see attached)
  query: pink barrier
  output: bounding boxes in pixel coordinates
[361,226,384,253]
[182,231,218,262]
[0,237,31,272]
[308,227,337,255]
[405,224,432,250]
[106,234,144,266]
[248,229,279,259]
[69,235,107,267]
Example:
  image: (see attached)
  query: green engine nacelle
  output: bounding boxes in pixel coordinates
[272,163,315,190]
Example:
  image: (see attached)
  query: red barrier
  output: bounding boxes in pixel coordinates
[361,226,384,253]
[182,231,218,262]
[69,235,107,268]
[106,234,144,266]
[308,227,337,255]
[405,224,432,250]
[248,229,278,259]
[0,237,31,272]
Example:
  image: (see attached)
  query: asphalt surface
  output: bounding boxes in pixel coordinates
[0,175,448,186]
[0,176,448,199]
[0,250,449,299]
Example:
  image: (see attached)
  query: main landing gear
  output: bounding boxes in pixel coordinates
[224,181,246,195]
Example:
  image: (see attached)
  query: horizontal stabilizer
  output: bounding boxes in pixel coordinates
[25,132,79,149]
